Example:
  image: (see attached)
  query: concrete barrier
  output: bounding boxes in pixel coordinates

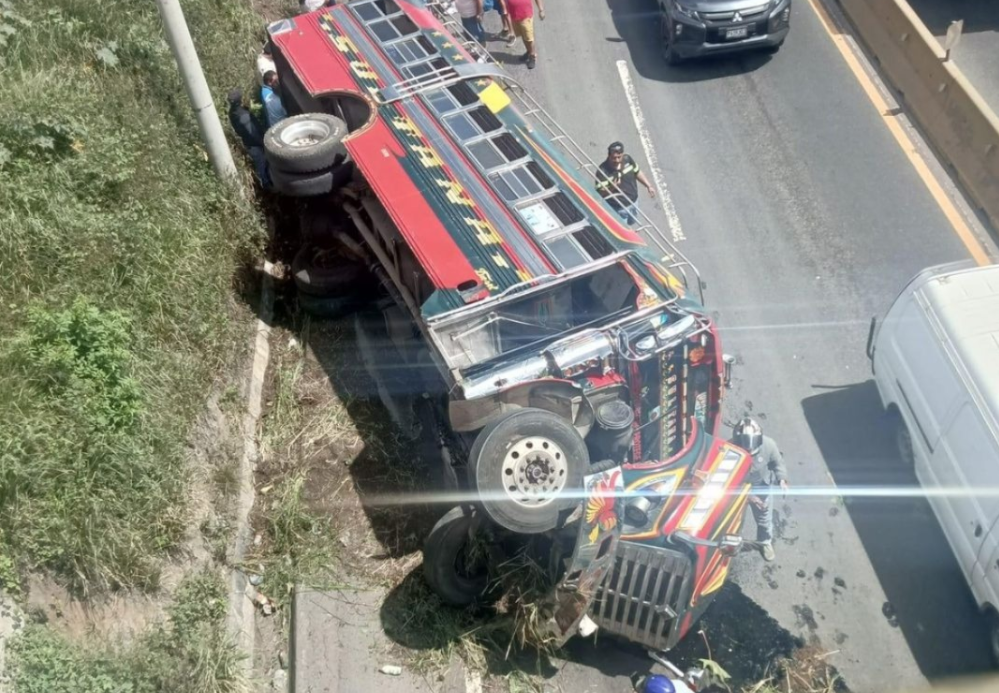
[837,0,999,231]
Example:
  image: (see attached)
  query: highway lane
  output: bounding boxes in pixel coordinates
[490,0,998,690]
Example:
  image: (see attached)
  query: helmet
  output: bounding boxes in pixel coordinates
[733,417,763,455]
[639,675,676,693]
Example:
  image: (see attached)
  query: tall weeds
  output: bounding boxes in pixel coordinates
[0,0,267,593]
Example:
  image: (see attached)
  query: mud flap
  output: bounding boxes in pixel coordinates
[544,466,624,645]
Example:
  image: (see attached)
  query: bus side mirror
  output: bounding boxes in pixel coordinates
[722,353,736,388]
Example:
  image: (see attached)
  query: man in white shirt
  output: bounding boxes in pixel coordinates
[256,42,276,86]
[455,0,484,43]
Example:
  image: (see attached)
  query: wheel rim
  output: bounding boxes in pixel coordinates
[501,436,568,508]
[279,120,331,148]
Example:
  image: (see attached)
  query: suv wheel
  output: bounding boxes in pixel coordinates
[468,408,588,534]
[662,17,682,65]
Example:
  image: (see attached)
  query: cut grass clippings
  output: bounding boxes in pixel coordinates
[0,0,265,595]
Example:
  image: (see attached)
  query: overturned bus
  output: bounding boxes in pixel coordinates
[263,0,752,653]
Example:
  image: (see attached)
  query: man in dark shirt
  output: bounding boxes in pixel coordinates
[227,89,271,190]
[595,141,655,226]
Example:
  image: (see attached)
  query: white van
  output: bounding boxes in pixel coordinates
[868,260,999,662]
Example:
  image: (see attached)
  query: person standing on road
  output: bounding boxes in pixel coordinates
[227,89,271,190]
[731,417,790,562]
[456,0,485,43]
[595,141,655,226]
[499,0,545,69]
[261,70,288,128]
[485,0,514,44]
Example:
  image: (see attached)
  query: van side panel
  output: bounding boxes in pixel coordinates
[931,403,999,575]
[881,297,963,455]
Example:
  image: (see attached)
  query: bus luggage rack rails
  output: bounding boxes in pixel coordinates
[424,1,705,305]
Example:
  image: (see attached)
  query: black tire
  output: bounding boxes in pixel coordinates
[292,245,369,297]
[469,408,588,534]
[895,417,915,468]
[297,292,361,320]
[988,610,999,666]
[662,17,682,65]
[423,507,491,607]
[264,113,347,174]
[271,167,334,197]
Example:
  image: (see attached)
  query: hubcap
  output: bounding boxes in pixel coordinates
[279,120,331,148]
[501,436,568,508]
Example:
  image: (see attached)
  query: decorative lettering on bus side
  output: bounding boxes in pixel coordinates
[349,60,378,81]
[475,268,498,291]
[331,34,358,55]
[436,180,474,207]
[465,219,502,246]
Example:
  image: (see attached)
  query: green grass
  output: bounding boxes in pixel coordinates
[0,0,266,594]
[6,569,248,693]
[250,472,341,608]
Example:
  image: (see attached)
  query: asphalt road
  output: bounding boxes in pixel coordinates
[906,0,999,114]
[488,0,998,691]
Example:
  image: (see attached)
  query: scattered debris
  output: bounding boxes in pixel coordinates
[833,577,846,589]
[882,602,900,628]
[796,569,807,578]
[256,593,276,616]
[814,567,826,580]
[379,664,403,676]
[792,604,819,634]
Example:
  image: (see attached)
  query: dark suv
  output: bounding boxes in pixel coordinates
[659,0,791,63]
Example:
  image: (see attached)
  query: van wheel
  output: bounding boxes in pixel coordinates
[989,611,999,666]
[895,419,915,468]
[468,408,588,534]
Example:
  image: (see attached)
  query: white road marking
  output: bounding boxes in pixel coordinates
[615,59,685,243]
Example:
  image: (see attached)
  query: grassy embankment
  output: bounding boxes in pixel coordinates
[0,0,268,689]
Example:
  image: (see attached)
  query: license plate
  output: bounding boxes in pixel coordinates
[726,26,748,39]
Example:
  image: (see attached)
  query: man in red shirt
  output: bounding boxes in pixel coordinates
[499,0,545,69]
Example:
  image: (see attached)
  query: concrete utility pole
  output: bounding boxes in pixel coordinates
[154,0,238,182]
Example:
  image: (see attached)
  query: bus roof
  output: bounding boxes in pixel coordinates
[269,0,694,317]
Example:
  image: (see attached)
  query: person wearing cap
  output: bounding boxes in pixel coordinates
[227,88,271,190]
[731,417,789,562]
[595,142,655,226]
